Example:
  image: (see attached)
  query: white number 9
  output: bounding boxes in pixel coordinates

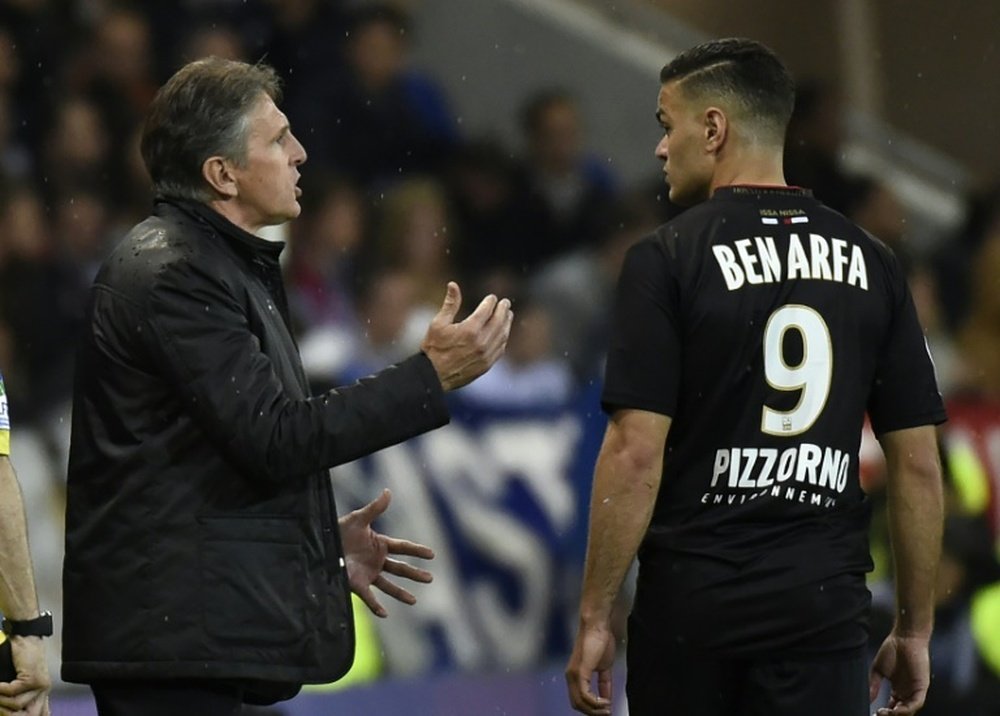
[761,304,832,436]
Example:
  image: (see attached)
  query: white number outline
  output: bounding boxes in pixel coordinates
[760,304,833,436]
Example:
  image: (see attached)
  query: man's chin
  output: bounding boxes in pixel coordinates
[668,188,691,208]
[282,201,302,221]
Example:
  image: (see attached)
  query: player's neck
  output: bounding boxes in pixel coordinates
[711,148,787,194]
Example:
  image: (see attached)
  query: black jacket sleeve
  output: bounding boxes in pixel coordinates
[140,256,449,482]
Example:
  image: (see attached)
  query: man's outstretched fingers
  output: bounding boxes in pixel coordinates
[431,281,463,327]
[374,575,417,605]
[384,537,434,560]
[464,293,500,328]
[383,558,432,583]
[357,584,388,618]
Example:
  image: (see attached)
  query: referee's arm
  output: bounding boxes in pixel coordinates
[567,408,671,716]
[0,453,51,714]
[870,424,943,715]
[0,455,40,625]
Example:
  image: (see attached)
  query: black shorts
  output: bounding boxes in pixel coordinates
[626,621,870,716]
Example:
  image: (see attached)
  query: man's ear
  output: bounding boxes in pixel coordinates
[202,155,238,199]
[704,107,728,153]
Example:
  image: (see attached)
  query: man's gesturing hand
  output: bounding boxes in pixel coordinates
[340,489,434,618]
[421,282,513,391]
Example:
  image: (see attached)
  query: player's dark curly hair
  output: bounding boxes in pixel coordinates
[140,58,282,202]
[660,38,795,145]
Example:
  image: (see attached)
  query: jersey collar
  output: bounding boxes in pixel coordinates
[714,185,813,200]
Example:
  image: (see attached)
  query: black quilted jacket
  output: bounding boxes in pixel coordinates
[62,199,448,701]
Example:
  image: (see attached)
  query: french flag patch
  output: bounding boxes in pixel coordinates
[761,215,809,225]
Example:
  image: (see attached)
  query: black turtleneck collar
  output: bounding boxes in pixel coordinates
[155,197,286,262]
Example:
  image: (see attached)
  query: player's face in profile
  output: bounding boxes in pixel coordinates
[229,94,307,228]
[654,81,712,207]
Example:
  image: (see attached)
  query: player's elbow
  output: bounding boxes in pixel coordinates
[603,410,669,480]
[614,442,662,477]
[604,431,664,485]
[882,425,943,487]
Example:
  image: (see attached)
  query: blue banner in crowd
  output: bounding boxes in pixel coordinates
[332,382,608,674]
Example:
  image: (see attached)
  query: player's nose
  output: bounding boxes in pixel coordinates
[654,134,668,159]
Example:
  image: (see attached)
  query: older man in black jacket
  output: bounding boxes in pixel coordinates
[62,58,513,715]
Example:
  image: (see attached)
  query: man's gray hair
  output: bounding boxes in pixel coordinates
[140,58,282,202]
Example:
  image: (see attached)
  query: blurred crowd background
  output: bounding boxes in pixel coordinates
[0,0,999,713]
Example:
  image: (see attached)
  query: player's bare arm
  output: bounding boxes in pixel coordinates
[566,409,671,716]
[869,424,943,716]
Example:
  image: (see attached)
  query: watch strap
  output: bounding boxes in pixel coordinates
[1,611,53,638]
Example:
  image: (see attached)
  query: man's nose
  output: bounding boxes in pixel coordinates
[291,133,307,164]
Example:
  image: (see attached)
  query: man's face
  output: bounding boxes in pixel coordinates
[654,81,713,207]
[229,95,307,230]
[532,100,582,173]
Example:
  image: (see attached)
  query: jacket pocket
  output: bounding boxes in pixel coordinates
[198,515,306,646]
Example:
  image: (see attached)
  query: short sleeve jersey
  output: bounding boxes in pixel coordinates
[603,186,946,656]
[0,371,9,455]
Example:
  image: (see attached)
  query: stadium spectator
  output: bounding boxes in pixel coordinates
[460,296,574,408]
[512,89,618,273]
[530,194,659,382]
[0,184,80,424]
[447,138,528,287]
[340,268,422,385]
[39,95,112,200]
[288,176,369,387]
[304,3,458,186]
[370,176,461,320]
[783,80,854,214]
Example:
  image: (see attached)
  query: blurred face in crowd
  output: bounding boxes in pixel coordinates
[185,26,247,63]
[401,196,449,271]
[313,190,365,258]
[96,10,152,86]
[216,94,307,232]
[655,80,715,207]
[531,99,582,174]
[507,304,554,366]
[53,97,109,168]
[362,271,418,349]
[350,20,406,92]
[1,189,49,260]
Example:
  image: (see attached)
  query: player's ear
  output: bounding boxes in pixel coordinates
[704,107,727,153]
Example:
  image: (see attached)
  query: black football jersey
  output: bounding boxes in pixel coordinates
[602,185,946,656]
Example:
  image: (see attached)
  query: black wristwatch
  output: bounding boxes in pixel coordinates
[1,612,53,638]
